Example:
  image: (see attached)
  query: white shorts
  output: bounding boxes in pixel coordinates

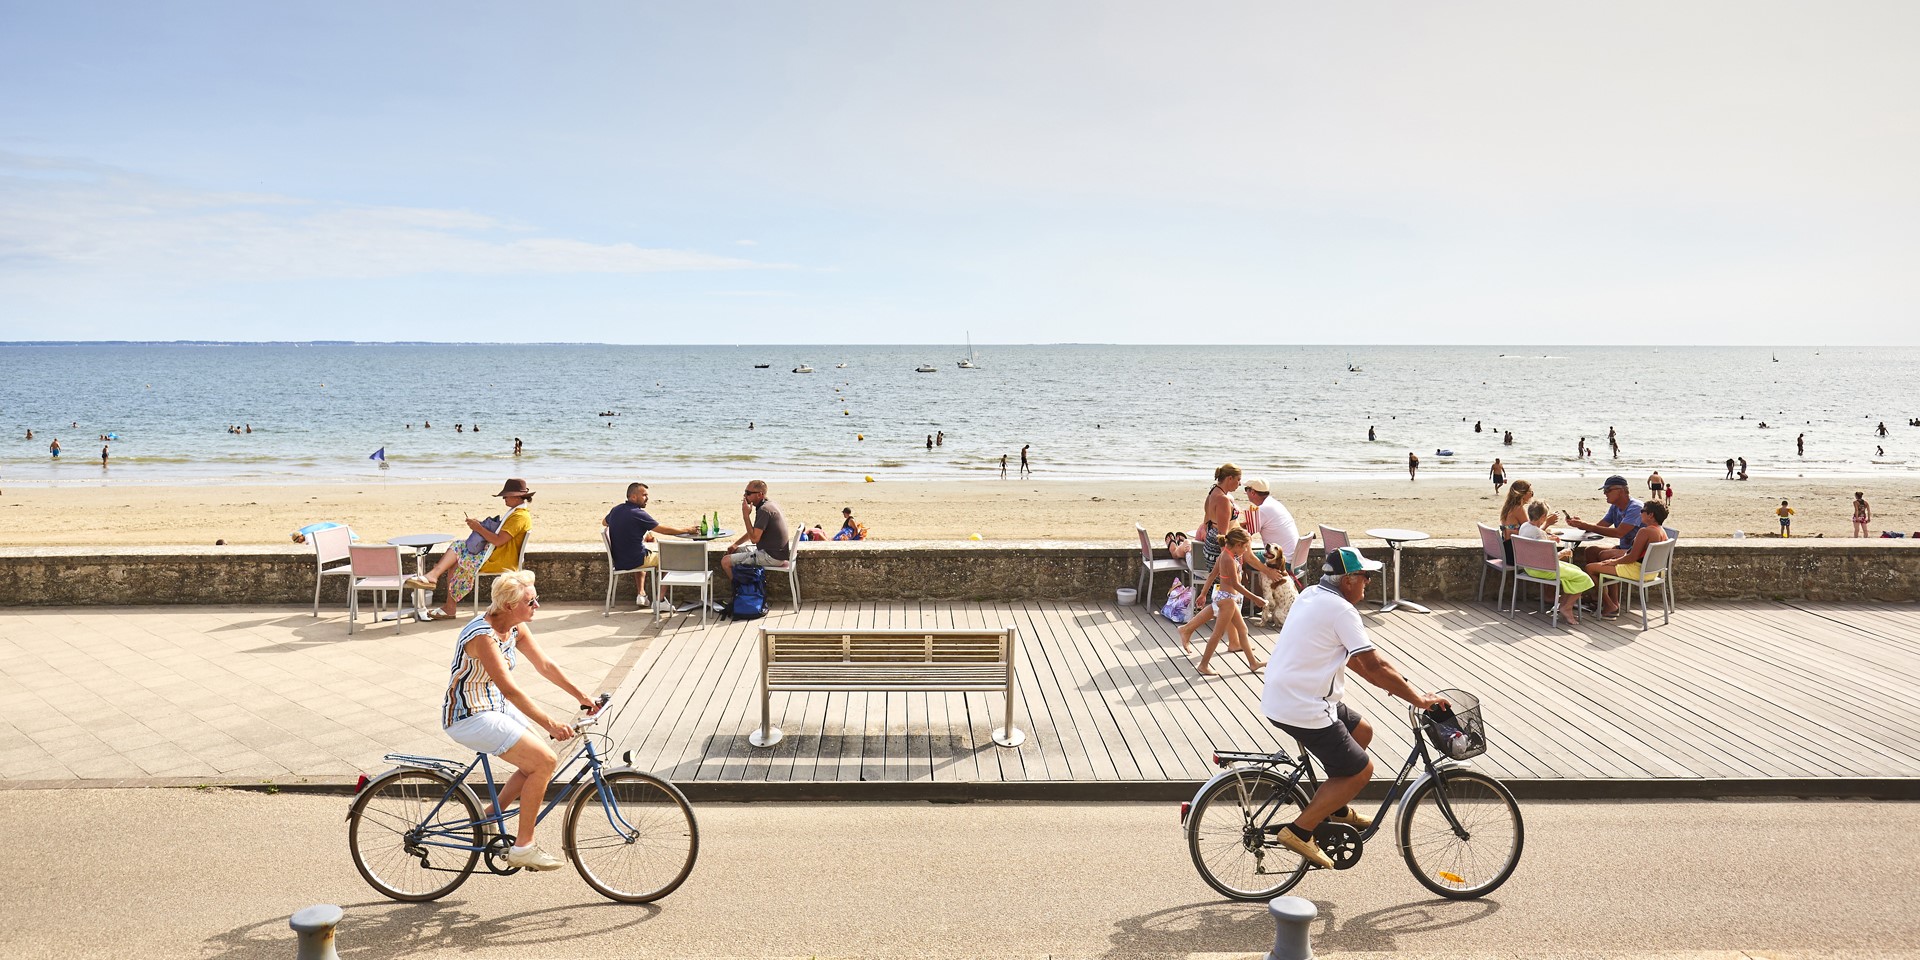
[444,704,531,756]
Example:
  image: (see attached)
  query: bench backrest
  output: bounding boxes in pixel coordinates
[759,628,1013,665]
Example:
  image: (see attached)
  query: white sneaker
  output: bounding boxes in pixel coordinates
[504,845,565,872]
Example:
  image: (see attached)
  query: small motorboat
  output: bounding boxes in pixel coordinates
[753,363,771,369]
[793,364,814,374]
[835,362,848,368]
[915,364,937,373]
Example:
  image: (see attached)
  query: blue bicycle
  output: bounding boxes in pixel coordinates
[346,694,698,903]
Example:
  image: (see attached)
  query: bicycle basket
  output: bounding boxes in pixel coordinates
[1424,688,1487,760]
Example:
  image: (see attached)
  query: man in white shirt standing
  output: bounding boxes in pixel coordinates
[1260,547,1449,868]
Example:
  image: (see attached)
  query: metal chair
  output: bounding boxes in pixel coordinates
[309,524,355,617]
[754,525,805,611]
[1508,535,1565,627]
[1316,524,1383,604]
[1135,523,1186,606]
[1596,538,1676,630]
[347,544,410,635]
[1476,522,1513,607]
[472,530,531,617]
[602,527,652,615]
[655,538,713,625]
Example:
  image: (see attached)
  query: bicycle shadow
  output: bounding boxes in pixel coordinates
[1099,895,1500,956]
[201,898,657,959]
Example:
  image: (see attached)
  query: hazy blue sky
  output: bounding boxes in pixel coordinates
[3,2,1917,344]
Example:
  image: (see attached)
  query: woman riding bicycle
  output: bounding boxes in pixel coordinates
[441,569,598,871]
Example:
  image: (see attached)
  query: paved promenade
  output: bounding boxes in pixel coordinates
[2,598,1917,793]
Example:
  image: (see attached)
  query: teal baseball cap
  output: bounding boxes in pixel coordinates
[1323,546,1384,576]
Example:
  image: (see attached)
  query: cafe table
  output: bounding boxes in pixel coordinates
[387,533,455,622]
[1363,528,1431,614]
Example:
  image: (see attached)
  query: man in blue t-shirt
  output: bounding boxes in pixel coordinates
[1563,474,1644,615]
[603,483,698,603]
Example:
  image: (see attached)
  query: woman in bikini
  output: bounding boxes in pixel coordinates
[1195,463,1242,570]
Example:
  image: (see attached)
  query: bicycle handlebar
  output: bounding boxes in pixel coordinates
[570,692,613,733]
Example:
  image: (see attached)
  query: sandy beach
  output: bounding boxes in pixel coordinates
[0,475,1909,548]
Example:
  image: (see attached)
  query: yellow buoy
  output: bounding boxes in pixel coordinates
[864,475,874,483]
[969,533,982,540]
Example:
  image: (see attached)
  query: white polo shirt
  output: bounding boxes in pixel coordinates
[1261,582,1375,728]
[1247,497,1300,564]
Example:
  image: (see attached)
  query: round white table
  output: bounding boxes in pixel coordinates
[388,533,455,621]
[1364,528,1431,614]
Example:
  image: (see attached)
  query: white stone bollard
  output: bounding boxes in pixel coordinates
[290,904,342,960]
[1265,895,1316,960]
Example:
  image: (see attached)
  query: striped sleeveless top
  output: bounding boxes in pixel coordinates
[442,615,519,728]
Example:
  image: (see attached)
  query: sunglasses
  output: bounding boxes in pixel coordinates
[524,597,540,609]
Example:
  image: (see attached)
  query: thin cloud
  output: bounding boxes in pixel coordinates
[0,153,781,283]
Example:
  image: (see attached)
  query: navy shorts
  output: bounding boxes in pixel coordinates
[1270,703,1370,778]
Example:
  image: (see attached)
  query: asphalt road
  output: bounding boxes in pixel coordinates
[2,790,1916,959]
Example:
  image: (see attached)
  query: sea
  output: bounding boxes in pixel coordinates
[1,343,1914,487]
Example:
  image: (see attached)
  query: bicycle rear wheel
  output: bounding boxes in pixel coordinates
[347,769,482,902]
[1186,768,1312,901]
[565,771,699,903]
[1397,768,1524,899]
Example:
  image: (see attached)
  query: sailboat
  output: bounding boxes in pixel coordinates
[957,332,979,369]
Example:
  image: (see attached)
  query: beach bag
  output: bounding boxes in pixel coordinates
[1160,579,1193,623]
[727,564,767,620]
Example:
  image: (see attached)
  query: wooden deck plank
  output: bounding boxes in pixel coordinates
[1009,600,1118,780]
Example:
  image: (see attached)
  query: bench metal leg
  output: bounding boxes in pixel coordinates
[992,631,1026,747]
[748,629,782,747]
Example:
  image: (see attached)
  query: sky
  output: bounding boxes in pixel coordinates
[2,1,1917,345]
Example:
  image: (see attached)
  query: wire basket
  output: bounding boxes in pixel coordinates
[1424,688,1487,760]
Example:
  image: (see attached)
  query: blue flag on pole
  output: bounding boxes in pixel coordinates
[369,447,386,462]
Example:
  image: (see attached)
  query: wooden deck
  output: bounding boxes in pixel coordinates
[601,599,1920,787]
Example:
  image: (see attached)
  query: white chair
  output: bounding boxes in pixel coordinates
[754,525,804,611]
[602,527,652,616]
[309,525,355,617]
[1135,523,1186,606]
[655,538,713,625]
[1595,538,1676,630]
[1316,524,1383,604]
[1508,535,1565,627]
[347,544,410,635]
[1476,522,1513,608]
[471,531,531,616]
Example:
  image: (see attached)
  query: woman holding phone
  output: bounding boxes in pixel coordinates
[408,479,536,619]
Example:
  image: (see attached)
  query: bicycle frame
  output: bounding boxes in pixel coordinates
[1189,720,1475,846]
[382,735,641,857]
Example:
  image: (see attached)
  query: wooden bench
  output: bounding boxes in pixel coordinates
[746,627,1025,748]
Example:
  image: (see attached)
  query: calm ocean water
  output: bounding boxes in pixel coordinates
[1,343,1915,486]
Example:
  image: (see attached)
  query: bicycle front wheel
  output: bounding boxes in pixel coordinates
[1397,768,1524,899]
[565,771,700,903]
[347,768,482,902]
[1186,768,1313,901]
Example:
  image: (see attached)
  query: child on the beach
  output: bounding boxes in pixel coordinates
[1852,493,1872,537]
[1776,500,1794,537]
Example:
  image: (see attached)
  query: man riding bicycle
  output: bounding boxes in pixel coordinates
[441,570,600,871]
[1260,547,1448,868]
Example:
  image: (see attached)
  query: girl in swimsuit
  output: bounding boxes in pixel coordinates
[1178,527,1267,677]
[1853,492,1872,538]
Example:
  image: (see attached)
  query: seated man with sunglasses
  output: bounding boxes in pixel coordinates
[441,570,601,871]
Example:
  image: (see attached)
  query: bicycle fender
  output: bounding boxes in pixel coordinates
[1182,765,1267,831]
[348,766,484,822]
[566,765,641,806]
[1396,758,1474,819]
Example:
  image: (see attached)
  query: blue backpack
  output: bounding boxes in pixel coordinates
[728,564,767,620]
